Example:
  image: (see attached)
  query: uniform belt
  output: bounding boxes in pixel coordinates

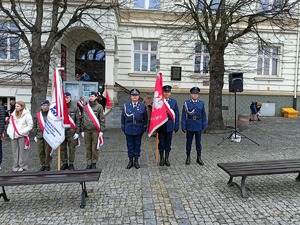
[127,120,144,124]
[188,116,202,120]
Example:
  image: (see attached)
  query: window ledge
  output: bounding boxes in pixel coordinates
[128,72,156,77]
[0,59,21,65]
[254,77,284,81]
[190,73,210,79]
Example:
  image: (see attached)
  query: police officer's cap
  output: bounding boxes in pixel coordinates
[65,92,71,97]
[162,85,172,92]
[190,87,200,94]
[130,89,140,95]
[41,100,50,105]
[89,91,97,96]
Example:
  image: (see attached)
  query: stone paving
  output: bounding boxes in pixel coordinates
[0,117,300,225]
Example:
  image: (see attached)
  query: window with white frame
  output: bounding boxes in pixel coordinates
[197,0,221,11]
[194,43,210,73]
[0,21,20,60]
[260,0,283,11]
[133,41,158,72]
[257,46,279,76]
[133,0,160,9]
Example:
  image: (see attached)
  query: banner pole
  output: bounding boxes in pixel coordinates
[58,146,61,171]
[155,132,159,163]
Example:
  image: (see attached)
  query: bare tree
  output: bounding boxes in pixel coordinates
[0,0,119,116]
[172,0,300,130]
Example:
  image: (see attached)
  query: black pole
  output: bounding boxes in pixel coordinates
[234,92,237,138]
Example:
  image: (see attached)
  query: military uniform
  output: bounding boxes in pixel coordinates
[121,89,148,169]
[157,85,179,166]
[60,96,81,170]
[182,87,208,165]
[82,91,105,169]
[32,100,52,171]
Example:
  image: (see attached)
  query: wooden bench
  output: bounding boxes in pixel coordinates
[0,169,101,208]
[217,159,300,198]
[282,108,299,118]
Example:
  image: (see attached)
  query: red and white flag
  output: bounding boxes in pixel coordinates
[43,68,70,151]
[105,90,112,108]
[148,72,175,137]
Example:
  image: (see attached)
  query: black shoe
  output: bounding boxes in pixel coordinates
[257,117,261,121]
[86,165,92,169]
[60,164,69,170]
[159,151,164,166]
[91,163,96,169]
[185,152,191,165]
[165,152,170,167]
[134,157,140,169]
[38,166,45,171]
[196,152,204,166]
[68,164,75,170]
[44,166,50,171]
[127,157,133,169]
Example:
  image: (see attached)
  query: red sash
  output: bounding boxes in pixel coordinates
[77,101,84,109]
[68,115,80,147]
[11,116,30,150]
[85,104,103,149]
[37,112,53,154]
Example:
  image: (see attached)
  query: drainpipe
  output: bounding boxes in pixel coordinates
[294,9,300,109]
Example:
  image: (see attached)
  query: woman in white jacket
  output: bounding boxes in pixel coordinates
[7,101,33,172]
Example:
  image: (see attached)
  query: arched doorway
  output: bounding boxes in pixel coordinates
[75,40,105,84]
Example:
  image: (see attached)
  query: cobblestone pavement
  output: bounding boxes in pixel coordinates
[1,117,300,225]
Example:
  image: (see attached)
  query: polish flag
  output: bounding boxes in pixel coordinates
[43,68,70,151]
[148,72,175,137]
[105,90,112,108]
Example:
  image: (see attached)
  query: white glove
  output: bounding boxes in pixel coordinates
[34,137,37,142]
[81,132,84,138]
[73,133,79,140]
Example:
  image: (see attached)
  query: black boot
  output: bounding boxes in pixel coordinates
[91,163,96,169]
[159,151,165,166]
[165,152,170,167]
[38,166,45,172]
[127,157,133,169]
[196,152,204,166]
[60,163,69,170]
[134,157,140,169]
[185,152,191,165]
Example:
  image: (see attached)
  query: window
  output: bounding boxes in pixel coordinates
[257,46,279,76]
[197,0,221,11]
[133,41,158,72]
[194,43,210,73]
[134,0,160,9]
[260,0,283,11]
[0,21,20,60]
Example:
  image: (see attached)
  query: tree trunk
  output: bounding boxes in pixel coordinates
[30,51,51,117]
[208,47,225,130]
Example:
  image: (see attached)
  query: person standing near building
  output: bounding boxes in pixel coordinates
[142,92,153,131]
[81,91,105,169]
[121,89,148,169]
[32,100,52,171]
[60,92,81,170]
[181,87,207,166]
[0,102,5,170]
[157,85,179,167]
[77,96,85,115]
[7,101,33,172]
[97,92,107,112]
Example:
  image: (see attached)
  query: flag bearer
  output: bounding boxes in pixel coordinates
[60,92,81,170]
[157,85,179,167]
[81,91,105,169]
[32,100,52,171]
[181,87,207,166]
[121,89,148,169]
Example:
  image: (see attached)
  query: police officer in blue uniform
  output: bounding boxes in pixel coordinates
[121,89,148,169]
[181,87,208,166]
[157,85,179,166]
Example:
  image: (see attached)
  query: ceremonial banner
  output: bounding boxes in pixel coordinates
[44,68,68,151]
[148,72,175,137]
[105,90,112,108]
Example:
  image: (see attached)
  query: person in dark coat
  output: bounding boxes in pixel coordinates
[97,92,107,112]
[157,85,179,166]
[182,87,208,166]
[0,103,5,170]
[121,89,148,169]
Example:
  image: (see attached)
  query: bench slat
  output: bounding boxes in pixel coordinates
[0,169,102,186]
[219,162,300,171]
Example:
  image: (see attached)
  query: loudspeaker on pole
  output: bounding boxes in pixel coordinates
[229,72,243,92]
